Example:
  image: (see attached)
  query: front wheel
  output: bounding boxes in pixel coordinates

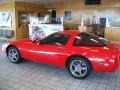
[68,57,91,79]
[7,46,22,63]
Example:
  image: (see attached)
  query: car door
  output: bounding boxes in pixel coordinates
[27,33,71,67]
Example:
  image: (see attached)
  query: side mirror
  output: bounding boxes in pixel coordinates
[33,39,39,43]
[32,37,40,43]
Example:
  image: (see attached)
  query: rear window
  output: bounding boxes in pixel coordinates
[73,33,109,47]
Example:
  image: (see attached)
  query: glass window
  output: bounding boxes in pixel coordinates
[40,34,70,46]
[73,33,109,46]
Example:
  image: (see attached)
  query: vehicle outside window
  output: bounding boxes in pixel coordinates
[40,34,70,45]
[73,33,109,46]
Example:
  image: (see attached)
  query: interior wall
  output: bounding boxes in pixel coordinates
[0,0,120,41]
[15,2,44,40]
[0,2,16,40]
[44,0,120,30]
[0,1,44,40]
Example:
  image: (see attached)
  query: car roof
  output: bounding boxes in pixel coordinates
[56,30,81,36]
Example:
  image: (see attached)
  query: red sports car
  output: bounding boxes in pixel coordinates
[2,30,120,79]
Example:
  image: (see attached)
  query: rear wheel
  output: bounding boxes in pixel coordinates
[7,46,22,63]
[68,57,91,79]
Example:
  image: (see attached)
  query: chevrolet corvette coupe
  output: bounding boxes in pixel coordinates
[2,30,120,79]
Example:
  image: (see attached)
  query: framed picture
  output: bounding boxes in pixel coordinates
[18,11,29,27]
[0,12,12,28]
[64,11,71,20]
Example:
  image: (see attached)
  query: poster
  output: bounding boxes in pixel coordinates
[29,24,63,39]
[64,11,71,20]
[0,12,12,28]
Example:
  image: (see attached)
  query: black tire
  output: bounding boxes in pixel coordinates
[68,57,91,79]
[7,46,22,63]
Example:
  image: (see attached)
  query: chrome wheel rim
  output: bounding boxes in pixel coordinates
[70,60,87,77]
[8,48,19,62]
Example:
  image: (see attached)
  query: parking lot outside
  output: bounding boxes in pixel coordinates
[0,41,120,90]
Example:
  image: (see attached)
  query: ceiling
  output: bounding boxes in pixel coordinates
[0,0,67,4]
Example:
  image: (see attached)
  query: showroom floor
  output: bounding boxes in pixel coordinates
[0,41,120,90]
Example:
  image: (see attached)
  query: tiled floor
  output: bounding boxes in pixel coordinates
[0,41,120,90]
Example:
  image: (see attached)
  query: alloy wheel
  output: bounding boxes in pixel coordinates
[70,60,88,78]
[8,48,19,62]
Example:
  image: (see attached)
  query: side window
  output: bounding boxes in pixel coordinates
[40,34,70,46]
[73,33,104,46]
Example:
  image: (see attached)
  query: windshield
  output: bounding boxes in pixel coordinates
[73,33,109,46]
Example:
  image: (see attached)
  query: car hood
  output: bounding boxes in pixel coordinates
[10,39,32,46]
[19,39,32,43]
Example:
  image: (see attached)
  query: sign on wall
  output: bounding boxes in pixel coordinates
[0,12,12,28]
[29,24,63,39]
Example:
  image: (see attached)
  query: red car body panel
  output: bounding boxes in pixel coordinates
[3,30,120,72]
